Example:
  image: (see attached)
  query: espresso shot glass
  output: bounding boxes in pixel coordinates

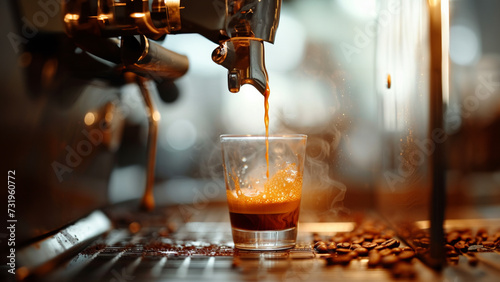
[220,134,307,250]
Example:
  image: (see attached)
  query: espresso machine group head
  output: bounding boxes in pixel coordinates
[63,0,282,94]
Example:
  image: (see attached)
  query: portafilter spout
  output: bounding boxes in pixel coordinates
[212,0,282,94]
[157,0,282,95]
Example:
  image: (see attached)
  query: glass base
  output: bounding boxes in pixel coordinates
[231,227,297,250]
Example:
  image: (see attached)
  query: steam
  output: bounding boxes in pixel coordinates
[302,124,349,217]
[194,135,226,193]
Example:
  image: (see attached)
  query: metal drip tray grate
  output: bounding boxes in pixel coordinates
[14,203,500,282]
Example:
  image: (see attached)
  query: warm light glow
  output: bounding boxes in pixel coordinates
[97,14,110,21]
[428,0,440,7]
[441,0,450,105]
[417,218,500,230]
[130,13,146,18]
[63,14,80,22]
[415,220,430,229]
[298,222,355,233]
[152,111,161,122]
[105,111,114,123]
[84,112,96,126]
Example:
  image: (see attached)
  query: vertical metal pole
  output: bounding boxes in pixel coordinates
[428,0,447,267]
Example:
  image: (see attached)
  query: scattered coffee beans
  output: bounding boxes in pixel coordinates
[313,220,415,273]
[313,221,497,276]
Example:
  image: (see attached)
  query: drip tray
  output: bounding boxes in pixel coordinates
[14,203,500,281]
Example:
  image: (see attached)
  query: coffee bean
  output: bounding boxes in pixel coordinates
[392,247,402,255]
[351,243,362,250]
[381,238,400,249]
[447,250,459,257]
[338,242,351,249]
[461,234,473,243]
[444,244,454,252]
[368,252,381,268]
[315,243,328,253]
[454,240,468,252]
[374,245,386,251]
[468,238,478,245]
[349,251,359,259]
[482,241,495,248]
[326,255,352,266]
[337,248,351,255]
[373,238,386,244]
[327,242,337,252]
[336,255,352,266]
[355,247,369,256]
[398,251,415,261]
[447,232,460,244]
[402,246,413,252]
[382,255,400,268]
[362,242,377,250]
[379,249,393,256]
[313,241,325,249]
[352,237,364,244]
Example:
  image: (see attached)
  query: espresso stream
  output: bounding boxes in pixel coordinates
[264,84,270,179]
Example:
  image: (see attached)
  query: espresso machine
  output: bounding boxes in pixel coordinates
[1,0,280,278]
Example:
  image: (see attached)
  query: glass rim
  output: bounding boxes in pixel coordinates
[220,134,307,141]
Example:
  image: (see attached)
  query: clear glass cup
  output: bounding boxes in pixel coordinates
[220,134,307,250]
